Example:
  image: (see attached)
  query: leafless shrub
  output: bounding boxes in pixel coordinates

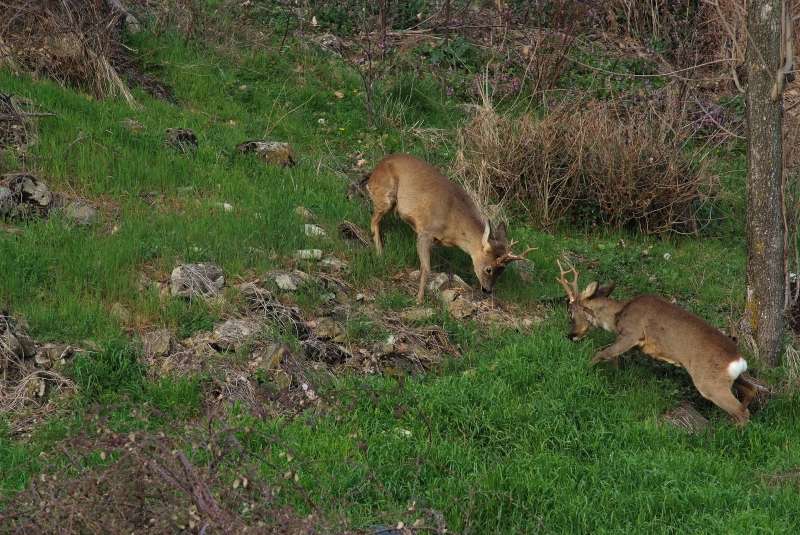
[0,0,137,104]
[454,84,717,234]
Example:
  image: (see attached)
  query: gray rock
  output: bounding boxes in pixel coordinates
[295,206,315,221]
[63,201,98,226]
[212,318,262,352]
[236,140,295,167]
[2,173,52,210]
[164,128,198,153]
[294,249,323,261]
[0,186,13,217]
[270,270,309,291]
[170,263,225,298]
[320,256,348,272]
[304,224,326,237]
[142,329,174,357]
[0,313,36,358]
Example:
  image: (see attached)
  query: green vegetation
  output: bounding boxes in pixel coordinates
[1,9,799,534]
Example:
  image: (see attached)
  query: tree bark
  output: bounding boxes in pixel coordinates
[745,0,785,366]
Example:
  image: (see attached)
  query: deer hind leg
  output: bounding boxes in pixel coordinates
[697,382,750,426]
[369,191,395,255]
[733,378,757,409]
[415,233,433,304]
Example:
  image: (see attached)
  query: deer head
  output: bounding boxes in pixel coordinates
[556,260,616,340]
[473,221,535,293]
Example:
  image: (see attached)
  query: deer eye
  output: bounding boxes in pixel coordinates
[484,267,493,275]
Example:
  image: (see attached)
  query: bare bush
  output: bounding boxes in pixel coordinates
[454,85,717,234]
[0,0,136,104]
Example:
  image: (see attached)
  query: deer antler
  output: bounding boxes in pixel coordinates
[498,239,536,264]
[556,259,579,302]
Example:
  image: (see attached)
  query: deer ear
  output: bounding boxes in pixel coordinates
[580,281,599,300]
[482,221,492,252]
[492,221,507,243]
[595,283,616,298]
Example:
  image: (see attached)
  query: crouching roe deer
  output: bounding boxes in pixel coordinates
[556,260,766,425]
[364,154,533,303]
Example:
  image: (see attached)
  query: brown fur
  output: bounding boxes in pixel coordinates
[366,154,531,303]
[556,262,759,426]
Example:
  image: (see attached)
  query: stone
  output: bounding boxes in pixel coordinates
[212,318,262,352]
[320,256,348,272]
[294,249,323,261]
[400,307,435,322]
[36,343,75,368]
[141,329,174,357]
[304,224,326,237]
[270,270,309,291]
[294,205,315,221]
[662,402,710,434]
[110,302,131,324]
[313,317,346,342]
[3,172,52,208]
[63,201,98,226]
[164,128,198,153]
[121,118,144,132]
[236,140,295,167]
[410,271,471,293]
[0,186,13,217]
[170,263,225,298]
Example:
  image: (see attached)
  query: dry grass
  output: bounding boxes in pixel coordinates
[0,0,137,104]
[454,84,717,234]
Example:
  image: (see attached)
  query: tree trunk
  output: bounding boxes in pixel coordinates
[745,0,785,366]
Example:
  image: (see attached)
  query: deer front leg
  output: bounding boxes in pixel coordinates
[416,233,433,304]
[591,334,639,366]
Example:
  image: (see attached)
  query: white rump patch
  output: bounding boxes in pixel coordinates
[727,357,748,380]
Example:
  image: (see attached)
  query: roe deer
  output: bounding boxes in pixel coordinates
[365,154,532,303]
[556,260,766,425]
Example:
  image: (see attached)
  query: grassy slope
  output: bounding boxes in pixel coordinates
[1,27,799,534]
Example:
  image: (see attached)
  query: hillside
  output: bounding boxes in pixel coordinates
[1,2,800,533]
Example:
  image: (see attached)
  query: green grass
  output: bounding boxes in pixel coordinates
[1,21,799,534]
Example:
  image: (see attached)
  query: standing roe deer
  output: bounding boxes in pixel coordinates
[365,154,532,303]
[556,260,766,425]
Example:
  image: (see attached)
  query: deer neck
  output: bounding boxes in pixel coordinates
[591,298,626,333]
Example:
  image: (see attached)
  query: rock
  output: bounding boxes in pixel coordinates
[141,329,174,357]
[121,118,144,132]
[0,186,14,217]
[0,313,36,358]
[110,302,131,324]
[270,270,309,291]
[164,128,198,153]
[237,282,274,304]
[662,402,710,434]
[304,224,326,237]
[410,271,470,293]
[312,317,346,342]
[3,172,52,209]
[400,307,435,322]
[294,249,323,261]
[295,205,315,221]
[320,256,348,272]
[236,140,295,167]
[338,220,371,247]
[439,290,476,319]
[63,201,98,226]
[170,263,225,298]
[35,343,75,368]
[212,318,262,352]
